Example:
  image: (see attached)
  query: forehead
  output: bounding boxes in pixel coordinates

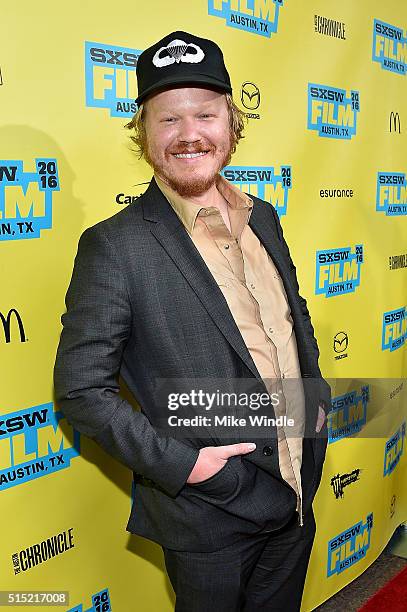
[145,86,228,113]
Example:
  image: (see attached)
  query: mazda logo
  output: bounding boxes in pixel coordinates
[241,82,260,110]
[334,331,348,353]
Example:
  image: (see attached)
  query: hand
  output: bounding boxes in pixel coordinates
[315,404,326,432]
[187,442,256,485]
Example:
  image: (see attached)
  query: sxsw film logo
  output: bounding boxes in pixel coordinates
[0,403,80,491]
[382,306,407,352]
[372,19,407,75]
[1,309,26,343]
[208,0,286,38]
[67,588,111,612]
[316,245,363,297]
[384,422,406,476]
[376,172,407,216]
[85,42,141,118]
[330,468,361,499]
[308,84,360,139]
[329,385,369,444]
[0,160,59,241]
[327,513,373,577]
[222,166,291,216]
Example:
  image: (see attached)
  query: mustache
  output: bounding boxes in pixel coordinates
[169,144,213,155]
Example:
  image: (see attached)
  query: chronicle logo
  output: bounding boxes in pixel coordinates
[85,42,141,118]
[330,469,361,499]
[153,39,205,67]
[308,84,360,139]
[208,0,286,38]
[221,165,292,216]
[389,111,401,133]
[0,403,80,490]
[12,528,74,574]
[67,588,112,612]
[390,494,396,518]
[382,306,407,352]
[389,253,407,270]
[376,172,406,216]
[314,15,346,40]
[329,385,369,443]
[316,245,363,297]
[384,422,406,476]
[1,309,26,343]
[333,331,348,360]
[372,19,407,75]
[327,513,373,577]
[0,159,59,241]
[389,381,404,400]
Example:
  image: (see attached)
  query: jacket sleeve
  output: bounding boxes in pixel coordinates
[53,225,199,497]
[268,205,332,413]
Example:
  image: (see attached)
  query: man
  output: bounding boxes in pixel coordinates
[54,31,331,611]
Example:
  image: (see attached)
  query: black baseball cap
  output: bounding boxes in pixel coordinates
[135,31,232,105]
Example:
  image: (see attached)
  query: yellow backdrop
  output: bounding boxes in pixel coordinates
[1,1,406,610]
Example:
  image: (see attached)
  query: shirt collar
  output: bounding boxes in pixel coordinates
[154,173,253,236]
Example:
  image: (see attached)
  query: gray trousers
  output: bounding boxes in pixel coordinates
[163,507,316,612]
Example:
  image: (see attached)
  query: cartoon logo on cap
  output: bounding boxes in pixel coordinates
[153,39,205,67]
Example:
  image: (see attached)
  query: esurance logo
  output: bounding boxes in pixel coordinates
[208,0,286,38]
[384,422,406,476]
[308,84,360,139]
[372,20,407,75]
[0,160,59,241]
[0,403,80,491]
[221,166,291,216]
[376,172,407,216]
[382,306,406,352]
[316,245,363,297]
[85,42,141,118]
[328,513,373,577]
[329,386,369,443]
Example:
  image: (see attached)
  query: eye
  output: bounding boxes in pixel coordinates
[162,117,177,123]
[199,113,213,119]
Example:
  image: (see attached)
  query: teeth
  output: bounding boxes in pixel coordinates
[174,152,208,158]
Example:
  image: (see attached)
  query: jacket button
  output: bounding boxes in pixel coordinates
[263,445,273,456]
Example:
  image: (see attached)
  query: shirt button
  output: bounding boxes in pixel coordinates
[224,244,230,250]
[250,283,255,289]
[268,327,274,333]
[282,373,285,379]
[205,210,211,215]
[263,446,273,456]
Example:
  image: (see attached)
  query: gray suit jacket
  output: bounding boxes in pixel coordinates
[53,177,331,552]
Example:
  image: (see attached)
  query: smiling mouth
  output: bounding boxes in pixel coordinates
[173,151,210,159]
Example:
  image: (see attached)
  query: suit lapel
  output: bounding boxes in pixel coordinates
[140,178,289,385]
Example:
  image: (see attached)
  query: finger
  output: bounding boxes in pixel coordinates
[218,442,257,457]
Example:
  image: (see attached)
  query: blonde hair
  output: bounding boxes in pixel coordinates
[124,92,246,160]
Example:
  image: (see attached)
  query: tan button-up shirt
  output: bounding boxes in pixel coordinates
[155,173,305,518]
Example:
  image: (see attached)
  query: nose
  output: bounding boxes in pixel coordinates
[177,117,202,144]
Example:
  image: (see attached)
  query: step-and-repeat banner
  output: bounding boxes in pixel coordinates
[1,1,406,610]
